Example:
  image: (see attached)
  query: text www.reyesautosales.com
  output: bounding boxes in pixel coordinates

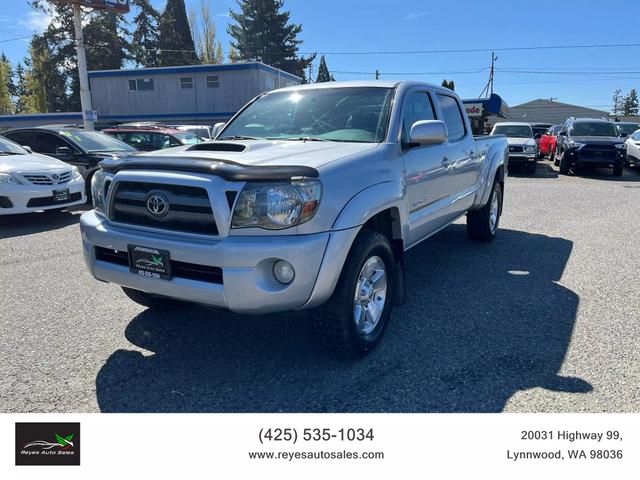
[248,449,384,461]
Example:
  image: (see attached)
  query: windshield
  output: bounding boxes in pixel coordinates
[173,132,202,144]
[616,123,640,135]
[59,130,136,152]
[571,122,619,137]
[0,135,27,154]
[492,125,533,138]
[220,87,394,143]
[178,127,210,138]
[531,127,548,136]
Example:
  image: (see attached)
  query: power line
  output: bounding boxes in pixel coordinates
[0,35,33,44]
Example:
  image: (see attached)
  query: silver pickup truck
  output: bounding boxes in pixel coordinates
[80,81,508,356]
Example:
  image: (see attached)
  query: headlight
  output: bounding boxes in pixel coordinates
[0,173,22,185]
[91,168,107,213]
[614,144,626,150]
[567,141,585,149]
[525,145,536,153]
[232,179,322,230]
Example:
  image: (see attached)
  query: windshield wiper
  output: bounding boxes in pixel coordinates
[275,137,330,142]
[218,135,260,141]
[0,152,22,155]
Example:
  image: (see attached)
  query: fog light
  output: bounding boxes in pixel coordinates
[273,260,295,284]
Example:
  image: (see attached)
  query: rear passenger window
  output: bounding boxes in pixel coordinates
[401,92,436,144]
[33,132,70,153]
[437,94,466,142]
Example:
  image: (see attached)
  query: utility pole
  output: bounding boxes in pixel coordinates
[72,3,95,131]
[479,52,497,98]
[375,69,380,80]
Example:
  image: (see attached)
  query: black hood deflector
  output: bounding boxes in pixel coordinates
[99,155,319,181]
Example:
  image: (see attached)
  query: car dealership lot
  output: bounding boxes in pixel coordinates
[1,161,639,413]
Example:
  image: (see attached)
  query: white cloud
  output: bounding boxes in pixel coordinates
[403,11,429,21]
[20,11,50,33]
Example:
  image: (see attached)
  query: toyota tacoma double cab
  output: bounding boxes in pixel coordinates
[80,81,508,356]
[555,118,627,176]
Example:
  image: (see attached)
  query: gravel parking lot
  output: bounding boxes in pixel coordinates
[1,160,639,413]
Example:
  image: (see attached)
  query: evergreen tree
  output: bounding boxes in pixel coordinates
[228,0,315,78]
[441,79,455,91]
[131,0,160,67]
[623,89,639,116]
[612,88,624,116]
[315,55,334,82]
[24,34,65,112]
[14,63,29,113]
[158,0,198,66]
[0,53,13,114]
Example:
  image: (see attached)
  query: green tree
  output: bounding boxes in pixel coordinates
[315,55,334,82]
[623,89,639,116]
[158,0,198,66]
[131,0,160,67]
[612,88,624,117]
[191,0,224,64]
[0,53,14,114]
[441,79,455,91]
[228,0,315,79]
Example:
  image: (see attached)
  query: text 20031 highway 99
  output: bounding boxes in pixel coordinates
[80,81,508,356]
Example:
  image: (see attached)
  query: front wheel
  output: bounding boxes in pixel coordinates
[613,161,623,177]
[549,145,555,163]
[467,180,502,242]
[559,152,570,174]
[311,230,395,357]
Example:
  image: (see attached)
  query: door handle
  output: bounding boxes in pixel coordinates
[442,157,452,168]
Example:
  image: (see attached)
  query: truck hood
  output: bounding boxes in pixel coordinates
[569,136,624,145]
[141,140,380,169]
[505,137,536,147]
[0,152,70,174]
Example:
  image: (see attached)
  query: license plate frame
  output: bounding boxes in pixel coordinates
[128,245,171,280]
[52,188,70,202]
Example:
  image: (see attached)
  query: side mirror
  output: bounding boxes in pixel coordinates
[22,145,32,153]
[212,122,226,139]
[409,120,448,147]
[534,133,542,139]
[55,146,74,157]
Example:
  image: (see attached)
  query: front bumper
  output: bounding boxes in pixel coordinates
[0,178,85,215]
[565,149,624,167]
[508,153,536,165]
[80,210,359,314]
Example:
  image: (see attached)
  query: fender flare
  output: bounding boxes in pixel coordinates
[473,144,507,210]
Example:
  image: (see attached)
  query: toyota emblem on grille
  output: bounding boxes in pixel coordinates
[146,194,169,217]
[51,173,60,181]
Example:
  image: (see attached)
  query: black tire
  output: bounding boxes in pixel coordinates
[549,145,555,163]
[467,180,502,242]
[311,230,395,357]
[613,161,623,177]
[121,286,183,310]
[559,152,570,175]
[526,162,537,174]
[85,170,95,204]
[624,154,630,167]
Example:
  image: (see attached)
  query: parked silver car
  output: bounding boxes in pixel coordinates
[80,81,508,356]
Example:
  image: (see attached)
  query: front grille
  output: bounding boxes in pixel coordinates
[26,192,82,207]
[94,246,223,284]
[110,181,218,235]
[22,170,72,185]
[0,196,13,208]
[509,146,524,153]
[580,145,616,161]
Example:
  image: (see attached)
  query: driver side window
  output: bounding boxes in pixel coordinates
[401,92,436,144]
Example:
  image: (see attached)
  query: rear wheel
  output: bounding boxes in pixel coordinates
[467,180,502,242]
[311,230,395,357]
[121,287,184,310]
[549,145,555,163]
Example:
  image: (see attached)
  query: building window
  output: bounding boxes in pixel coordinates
[206,75,220,88]
[129,78,154,92]
[180,77,193,89]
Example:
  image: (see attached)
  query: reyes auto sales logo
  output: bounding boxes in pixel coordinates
[15,423,80,466]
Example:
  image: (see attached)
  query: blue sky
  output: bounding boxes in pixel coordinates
[1,0,639,110]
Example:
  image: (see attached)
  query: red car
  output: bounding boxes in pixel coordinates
[103,125,202,151]
[539,125,562,160]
